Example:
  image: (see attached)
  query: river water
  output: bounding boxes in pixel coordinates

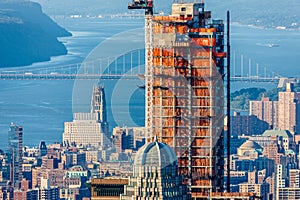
[0,17,299,149]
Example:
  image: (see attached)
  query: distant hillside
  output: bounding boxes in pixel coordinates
[231,83,300,111]
[231,88,266,111]
[33,0,300,29]
[0,1,71,67]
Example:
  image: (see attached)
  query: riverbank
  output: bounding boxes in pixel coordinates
[0,1,71,67]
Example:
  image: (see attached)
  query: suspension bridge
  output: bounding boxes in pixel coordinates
[0,49,291,84]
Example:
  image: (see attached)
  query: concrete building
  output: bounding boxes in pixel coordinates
[227,171,247,185]
[63,113,107,148]
[112,128,125,153]
[231,112,269,136]
[32,167,42,188]
[91,178,128,200]
[289,169,300,188]
[266,174,275,200]
[263,142,281,164]
[61,165,90,200]
[278,187,300,199]
[85,148,102,163]
[275,164,286,199]
[63,85,110,149]
[14,190,39,200]
[41,156,59,170]
[112,127,146,152]
[121,140,190,199]
[235,157,275,178]
[239,182,269,200]
[250,94,278,129]
[262,130,294,151]
[278,83,300,134]
[39,177,59,200]
[14,180,39,200]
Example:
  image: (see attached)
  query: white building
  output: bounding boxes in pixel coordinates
[62,113,108,148]
[40,177,59,200]
[63,85,110,149]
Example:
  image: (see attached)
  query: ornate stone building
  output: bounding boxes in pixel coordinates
[121,140,190,199]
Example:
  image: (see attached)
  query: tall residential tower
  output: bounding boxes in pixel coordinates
[250,94,278,129]
[278,83,300,134]
[142,2,226,198]
[7,123,23,188]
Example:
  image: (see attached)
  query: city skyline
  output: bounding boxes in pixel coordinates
[0,0,300,200]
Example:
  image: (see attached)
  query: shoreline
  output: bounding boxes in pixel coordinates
[231,21,300,31]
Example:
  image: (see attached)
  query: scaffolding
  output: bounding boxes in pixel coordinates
[150,2,225,199]
[129,1,226,199]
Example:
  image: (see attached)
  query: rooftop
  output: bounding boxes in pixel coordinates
[239,140,262,150]
[262,130,293,138]
[134,140,177,168]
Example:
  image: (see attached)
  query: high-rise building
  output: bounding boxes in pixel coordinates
[250,94,278,129]
[278,83,300,134]
[289,169,300,188]
[63,85,110,148]
[91,84,109,139]
[231,112,269,136]
[6,123,23,188]
[112,128,127,153]
[275,164,286,199]
[144,2,226,198]
[63,113,107,148]
[112,126,146,152]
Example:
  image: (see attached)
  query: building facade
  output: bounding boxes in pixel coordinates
[39,177,59,200]
[91,178,128,200]
[231,112,269,136]
[121,140,190,199]
[250,95,278,129]
[63,85,109,148]
[145,2,226,198]
[278,83,300,134]
[63,113,107,148]
[7,123,23,188]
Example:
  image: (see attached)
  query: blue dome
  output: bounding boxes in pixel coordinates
[134,141,177,167]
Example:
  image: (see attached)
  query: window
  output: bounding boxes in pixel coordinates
[181,7,186,12]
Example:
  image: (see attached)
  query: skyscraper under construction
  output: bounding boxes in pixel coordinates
[129,1,226,199]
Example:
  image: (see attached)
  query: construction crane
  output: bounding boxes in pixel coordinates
[128,0,154,141]
[128,0,153,15]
